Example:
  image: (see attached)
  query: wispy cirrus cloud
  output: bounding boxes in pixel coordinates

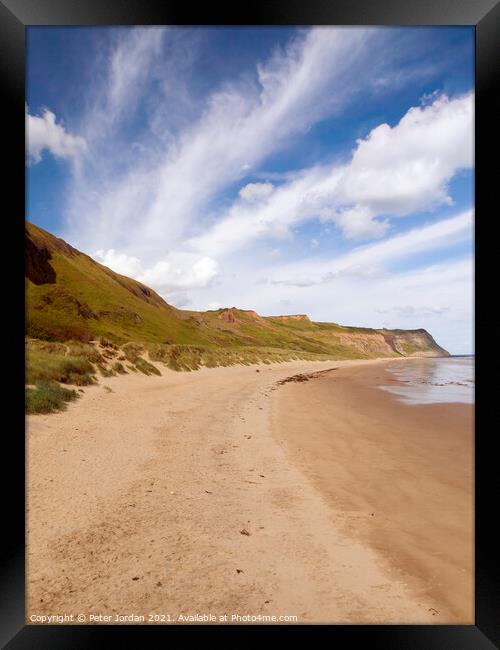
[257,210,472,288]
[376,305,451,318]
[62,27,393,281]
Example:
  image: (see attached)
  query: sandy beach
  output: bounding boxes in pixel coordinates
[26,358,473,624]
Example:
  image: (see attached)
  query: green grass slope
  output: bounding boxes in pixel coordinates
[26,221,449,359]
[26,222,212,345]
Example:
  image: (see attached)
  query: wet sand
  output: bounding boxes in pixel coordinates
[27,358,473,624]
[273,361,474,622]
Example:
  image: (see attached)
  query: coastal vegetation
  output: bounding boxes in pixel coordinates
[26,380,80,415]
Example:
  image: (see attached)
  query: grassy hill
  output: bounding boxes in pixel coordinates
[26,222,211,346]
[26,221,448,412]
[26,221,448,357]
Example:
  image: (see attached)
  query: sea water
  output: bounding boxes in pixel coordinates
[381,356,474,405]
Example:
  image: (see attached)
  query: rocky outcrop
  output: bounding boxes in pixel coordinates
[26,227,56,285]
[218,309,236,323]
[217,308,267,324]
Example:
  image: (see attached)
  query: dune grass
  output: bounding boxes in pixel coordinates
[97,363,116,377]
[67,341,104,363]
[147,342,335,372]
[26,340,97,386]
[112,361,128,374]
[122,342,145,362]
[135,357,161,376]
[24,339,335,415]
[26,380,80,414]
[24,335,365,416]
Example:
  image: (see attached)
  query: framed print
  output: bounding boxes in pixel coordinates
[1,0,499,646]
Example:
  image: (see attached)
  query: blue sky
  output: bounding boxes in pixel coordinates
[26,27,474,354]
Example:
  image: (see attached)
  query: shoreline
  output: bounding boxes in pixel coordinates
[27,356,472,624]
[272,361,473,622]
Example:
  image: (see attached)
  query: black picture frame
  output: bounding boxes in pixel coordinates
[2,0,498,646]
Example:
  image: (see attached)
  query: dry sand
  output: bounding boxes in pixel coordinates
[26,358,473,624]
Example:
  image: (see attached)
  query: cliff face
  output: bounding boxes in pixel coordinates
[26,222,449,358]
[306,326,449,359]
[384,329,449,358]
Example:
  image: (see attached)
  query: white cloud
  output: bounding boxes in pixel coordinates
[95,248,219,296]
[83,28,166,144]
[190,166,343,255]
[339,93,473,214]
[196,212,471,319]
[266,210,472,286]
[94,249,142,277]
[332,92,474,237]
[377,305,451,318]
[139,256,218,292]
[330,205,389,240]
[239,182,274,202]
[61,29,473,274]
[268,263,384,287]
[26,107,86,164]
[33,27,473,352]
[106,29,164,122]
[63,27,389,257]
[190,92,473,252]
